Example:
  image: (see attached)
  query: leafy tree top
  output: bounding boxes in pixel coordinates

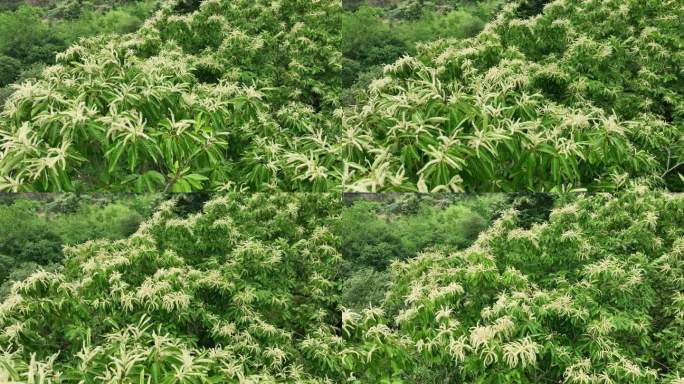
[0,0,681,192]
[0,193,343,382]
[0,0,342,192]
[339,0,683,192]
[340,189,684,382]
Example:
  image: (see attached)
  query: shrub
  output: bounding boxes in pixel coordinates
[0,195,157,297]
[339,196,496,272]
[0,201,63,265]
[0,6,63,64]
[340,268,390,311]
[515,0,552,18]
[0,55,20,87]
[54,203,144,244]
[0,86,13,108]
[0,254,12,285]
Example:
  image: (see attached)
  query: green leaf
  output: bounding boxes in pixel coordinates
[170,178,192,193]
[183,173,209,190]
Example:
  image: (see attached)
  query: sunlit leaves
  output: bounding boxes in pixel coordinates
[0,0,680,192]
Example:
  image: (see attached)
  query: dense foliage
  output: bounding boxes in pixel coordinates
[340,190,684,382]
[0,0,342,192]
[340,194,497,269]
[0,194,158,297]
[0,0,681,192]
[341,0,503,101]
[0,194,344,382]
[338,0,683,192]
[1,0,683,381]
[338,193,504,311]
[2,191,683,382]
[0,1,158,100]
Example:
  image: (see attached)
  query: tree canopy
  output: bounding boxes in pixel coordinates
[0,0,342,193]
[2,190,683,382]
[339,0,683,192]
[0,0,681,192]
[0,193,344,382]
[340,189,684,382]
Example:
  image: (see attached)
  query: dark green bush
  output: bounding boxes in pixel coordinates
[0,6,63,64]
[0,254,12,285]
[342,6,411,81]
[0,2,156,95]
[0,86,13,107]
[173,0,202,14]
[342,1,501,91]
[340,268,390,311]
[53,203,145,244]
[0,201,63,265]
[0,261,51,303]
[0,55,20,86]
[339,201,409,270]
[0,0,23,11]
[515,0,551,18]
[339,195,500,274]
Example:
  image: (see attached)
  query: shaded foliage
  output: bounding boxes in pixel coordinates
[341,0,502,91]
[338,193,503,314]
[515,0,552,18]
[0,56,20,87]
[339,195,498,270]
[0,1,158,107]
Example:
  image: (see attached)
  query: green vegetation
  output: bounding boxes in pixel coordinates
[0,0,341,193]
[339,0,683,192]
[0,194,343,382]
[2,191,683,382]
[0,0,680,192]
[340,190,684,382]
[0,1,158,105]
[0,194,159,297]
[338,193,504,311]
[0,0,682,382]
[340,196,493,268]
[341,0,504,103]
